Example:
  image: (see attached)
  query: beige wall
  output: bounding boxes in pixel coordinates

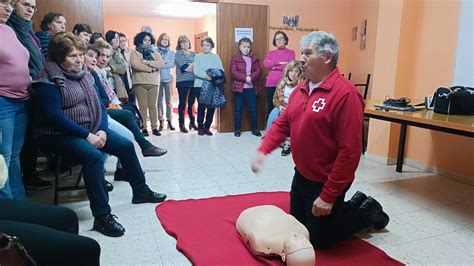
[220,0,352,73]
[196,15,217,44]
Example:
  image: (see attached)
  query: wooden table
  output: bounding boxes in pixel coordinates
[364,100,474,172]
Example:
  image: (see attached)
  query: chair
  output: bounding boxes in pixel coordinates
[347,73,372,154]
[44,153,85,205]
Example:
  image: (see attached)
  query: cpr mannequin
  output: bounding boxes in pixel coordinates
[236,205,315,266]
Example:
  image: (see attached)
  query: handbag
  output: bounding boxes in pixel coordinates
[199,81,227,108]
[120,103,144,129]
[0,233,37,266]
[432,86,474,115]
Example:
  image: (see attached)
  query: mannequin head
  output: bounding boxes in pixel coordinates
[283,233,315,266]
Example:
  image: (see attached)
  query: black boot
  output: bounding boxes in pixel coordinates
[179,122,188,133]
[168,120,175,130]
[345,191,368,210]
[159,120,164,131]
[358,196,390,230]
[189,121,198,130]
[93,214,125,237]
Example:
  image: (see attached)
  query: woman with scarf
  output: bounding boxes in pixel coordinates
[105,30,131,103]
[130,31,164,137]
[156,33,176,131]
[6,0,51,190]
[33,33,167,237]
[0,0,31,199]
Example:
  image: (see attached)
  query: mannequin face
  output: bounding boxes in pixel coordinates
[0,1,13,24]
[84,49,98,71]
[63,47,84,73]
[15,0,36,21]
[48,16,66,34]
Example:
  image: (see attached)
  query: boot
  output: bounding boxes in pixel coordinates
[159,120,164,131]
[189,121,198,130]
[179,122,188,133]
[345,191,368,210]
[358,196,390,230]
[168,120,175,130]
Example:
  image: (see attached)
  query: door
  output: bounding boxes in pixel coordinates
[194,32,208,54]
[216,3,268,132]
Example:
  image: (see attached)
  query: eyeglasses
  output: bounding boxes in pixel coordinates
[20,1,37,11]
[275,38,286,42]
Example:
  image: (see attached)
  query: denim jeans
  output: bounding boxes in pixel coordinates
[233,88,258,131]
[194,87,215,129]
[266,107,282,131]
[0,96,28,199]
[158,81,173,121]
[37,130,149,217]
[177,85,196,124]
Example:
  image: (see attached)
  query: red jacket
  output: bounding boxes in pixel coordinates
[230,53,262,93]
[258,67,364,203]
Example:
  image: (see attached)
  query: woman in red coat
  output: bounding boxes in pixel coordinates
[230,37,262,137]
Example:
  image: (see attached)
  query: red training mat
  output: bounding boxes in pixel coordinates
[155,192,404,266]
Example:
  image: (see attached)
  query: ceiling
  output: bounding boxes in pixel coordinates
[103,0,216,19]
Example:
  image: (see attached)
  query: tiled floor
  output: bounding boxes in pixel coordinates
[31,126,474,265]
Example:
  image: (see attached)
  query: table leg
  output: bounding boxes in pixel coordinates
[396,124,407,172]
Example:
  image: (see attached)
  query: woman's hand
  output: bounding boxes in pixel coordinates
[87,133,103,149]
[205,75,212,81]
[245,76,252,83]
[279,105,286,111]
[96,130,107,149]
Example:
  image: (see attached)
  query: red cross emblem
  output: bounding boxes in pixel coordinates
[312,98,326,112]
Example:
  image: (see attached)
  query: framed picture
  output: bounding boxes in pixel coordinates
[282,14,300,28]
[352,26,357,41]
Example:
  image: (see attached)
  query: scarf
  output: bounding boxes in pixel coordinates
[158,46,169,58]
[40,61,102,134]
[6,11,45,80]
[136,44,155,61]
[94,66,120,104]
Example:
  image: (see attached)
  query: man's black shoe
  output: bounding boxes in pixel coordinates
[132,189,167,204]
[93,214,125,237]
[142,146,167,157]
[234,130,241,137]
[152,129,161,136]
[104,180,114,192]
[25,177,52,190]
[142,129,149,137]
[346,191,368,210]
[359,196,390,230]
[114,169,129,182]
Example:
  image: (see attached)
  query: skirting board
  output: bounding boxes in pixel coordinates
[364,152,474,185]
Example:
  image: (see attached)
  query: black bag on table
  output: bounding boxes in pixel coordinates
[432,86,474,115]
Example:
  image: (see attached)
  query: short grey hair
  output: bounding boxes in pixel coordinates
[300,31,339,67]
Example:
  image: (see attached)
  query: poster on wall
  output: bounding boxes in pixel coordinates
[283,14,299,28]
[235,28,253,42]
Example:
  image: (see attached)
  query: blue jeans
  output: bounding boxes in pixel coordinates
[266,107,282,131]
[158,81,173,121]
[37,130,149,217]
[0,96,28,199]
[233,88,258,131]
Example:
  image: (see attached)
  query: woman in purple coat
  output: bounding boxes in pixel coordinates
[230,37,262,137]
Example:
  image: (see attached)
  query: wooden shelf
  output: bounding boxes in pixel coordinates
[269,25,319,32]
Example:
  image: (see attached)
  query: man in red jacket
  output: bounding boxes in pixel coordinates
[251,31,389,248]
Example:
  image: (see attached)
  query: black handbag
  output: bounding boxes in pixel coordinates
[0,233,37,266]
[432,86,474,115]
